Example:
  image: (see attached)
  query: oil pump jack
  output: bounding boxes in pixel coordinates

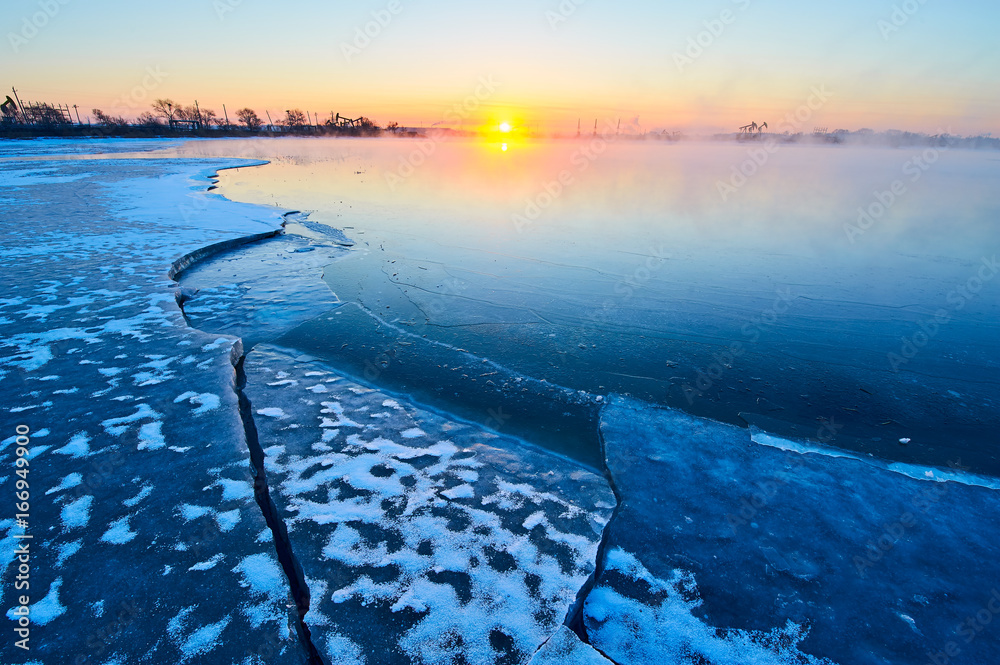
[1,95,18,122]
[333,113,363,128]
[738,121,768,135]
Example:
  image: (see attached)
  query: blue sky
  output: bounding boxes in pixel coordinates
[4,0,998,133]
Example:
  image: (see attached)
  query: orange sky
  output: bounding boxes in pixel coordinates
[5,0,998,135]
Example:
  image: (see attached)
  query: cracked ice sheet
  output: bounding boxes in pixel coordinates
[0,149,305,664]
[526,627,611,664]
[176,228,348,350]
[243,344,616,665]
[589,396,1000,665]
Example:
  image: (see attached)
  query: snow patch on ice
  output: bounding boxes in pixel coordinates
[233,553,283,597]
[46,473,83,495]
[101,515,138,544]
[178,504,210,521]
[61,496,93,529]
[0,327,98,372]
[24,578,67,626]
[101,404,161,437]
[190,554,224,571]
[180,615,231,663]
[232,553,287,629]
[244,345,615,663]
[174,391,222,415]
[319,401,362,428]
[325,633,367,665]
[585,549,835,665]
[123,484,154,507]
[138,421,166,451]
[215,509,241,532]
[441,484,475,500]
[56,540,82,567]
[215,478,254,502]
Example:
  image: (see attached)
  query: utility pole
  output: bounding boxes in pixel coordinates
[72,104,81,124]
[11,87,28,124]
[223,104,230,128]
[265,110,274,131]
[194,100,202,128]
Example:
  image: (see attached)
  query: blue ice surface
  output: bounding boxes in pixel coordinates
[176,226,347,349]
[214,140,1000,477]
[0,137,188,157]
[586,396,1000,665]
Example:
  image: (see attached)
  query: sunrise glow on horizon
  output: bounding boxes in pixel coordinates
[5,0,999,135]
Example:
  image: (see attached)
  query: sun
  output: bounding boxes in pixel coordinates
[498,122,512,133]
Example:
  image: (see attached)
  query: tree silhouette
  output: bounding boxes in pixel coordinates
[236,108,262,131]
[151,99,177,122]
[136,112,160,127]
[283,109,307,127]
[92,109,128,127]
[357,117,381,134]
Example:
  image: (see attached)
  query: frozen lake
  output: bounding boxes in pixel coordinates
[5,137,999,664]
[186,137,1000,475]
